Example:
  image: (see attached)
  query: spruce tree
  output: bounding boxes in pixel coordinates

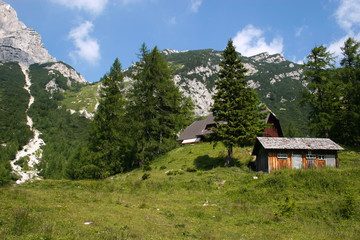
[128,44,193,166]
[301,45,338,138]
[88,58,130,177]
[212,40,265,166]
[338,38,360,145]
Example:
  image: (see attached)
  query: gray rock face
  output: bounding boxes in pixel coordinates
[45,62,88,84]
[0,2,56,64]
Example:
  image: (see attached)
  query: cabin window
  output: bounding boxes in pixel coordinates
[306,154,316,160]
[277,153,287,160]
[318,155,326,160]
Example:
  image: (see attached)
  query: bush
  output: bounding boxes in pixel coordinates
[0,163,11,185]
[142,173,150,180]
[166,169,184,175]
[142,158,152,172]
[339,189,357,219]
[78,164,103,179]
[274,196,296,220]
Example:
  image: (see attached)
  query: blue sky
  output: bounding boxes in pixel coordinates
[5,0,360,82]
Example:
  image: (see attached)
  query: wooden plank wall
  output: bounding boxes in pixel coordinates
[268,151,337,172]
[268,152,292,172]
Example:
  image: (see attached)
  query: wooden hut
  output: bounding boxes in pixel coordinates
[178,111,283,144]
[252,137,344,173]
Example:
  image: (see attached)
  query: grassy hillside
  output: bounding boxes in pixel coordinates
[61,82,100,114]
[1,143,359,239]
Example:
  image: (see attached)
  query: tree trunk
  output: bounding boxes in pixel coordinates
[225,145,233,166]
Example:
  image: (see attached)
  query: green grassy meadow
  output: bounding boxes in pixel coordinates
[60,82,100,114]
[1,143,359,239]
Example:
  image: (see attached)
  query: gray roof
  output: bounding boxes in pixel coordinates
[177,114,216,141]
[255,137,344,151]
[178,111,279,142]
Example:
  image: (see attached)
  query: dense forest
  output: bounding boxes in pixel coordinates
[0,63,33,184]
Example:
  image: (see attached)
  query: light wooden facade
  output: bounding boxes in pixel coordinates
[252,137,343,173]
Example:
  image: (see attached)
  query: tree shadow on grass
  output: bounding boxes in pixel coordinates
[194,154,251,171]
[194,155,226,170]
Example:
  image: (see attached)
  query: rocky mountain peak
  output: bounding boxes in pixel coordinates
[0,1,56,65]
[250,52,286,63]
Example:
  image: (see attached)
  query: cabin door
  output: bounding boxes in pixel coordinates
[326,155,335,167]
[293,154,302,169]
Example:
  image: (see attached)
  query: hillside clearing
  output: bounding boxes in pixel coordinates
[1,143,359,239]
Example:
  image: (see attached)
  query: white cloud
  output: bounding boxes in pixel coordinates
[335,0,360,32]
[328,33,360,59]
[51,0,108,15]
[68,21,100,64]
[291,56,305,65]
[295,25,307,37]
[327,0,360,60]
[190,0,202,13]
[233,24,283,56]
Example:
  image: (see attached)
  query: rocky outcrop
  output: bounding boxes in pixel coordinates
[0,2,56,65]
[174,74,214,116]
[251,52,286,63]
[45,62,87,85]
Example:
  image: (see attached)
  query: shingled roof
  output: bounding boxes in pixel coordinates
[252,137,344,155]
[177,114,216,141]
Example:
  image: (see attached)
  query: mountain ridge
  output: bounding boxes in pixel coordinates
[0,2,56,65]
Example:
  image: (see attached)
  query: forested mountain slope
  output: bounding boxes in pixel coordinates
[0,62,91,183]
[124,49,309,134]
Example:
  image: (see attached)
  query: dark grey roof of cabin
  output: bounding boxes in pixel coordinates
[178,111,278,141]
[252,137,344,155]
[177,114,216,141]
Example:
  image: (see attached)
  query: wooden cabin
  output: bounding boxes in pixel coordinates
[178,111,283,144]
[252,137,344,173]
[177,113,217,144]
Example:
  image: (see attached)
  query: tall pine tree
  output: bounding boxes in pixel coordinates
[88,58,131,177]
[337,38,360,145]
[127,44,193,166]
[301,45,338,138]
[212,40,265,166]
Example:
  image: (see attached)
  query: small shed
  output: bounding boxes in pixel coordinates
[252,137,344,173]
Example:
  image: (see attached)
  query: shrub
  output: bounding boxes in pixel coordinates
[142,173,150,180]
[339,189,357,219]
[166,169,184,175]
[142,158,152,171]
[274,196,296,220]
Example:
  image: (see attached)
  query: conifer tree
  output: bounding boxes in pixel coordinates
[212,40,265,166]
[88,58,130,177]
[337,38,360,145]
[301,45,338,138]
[128,44,193,166]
